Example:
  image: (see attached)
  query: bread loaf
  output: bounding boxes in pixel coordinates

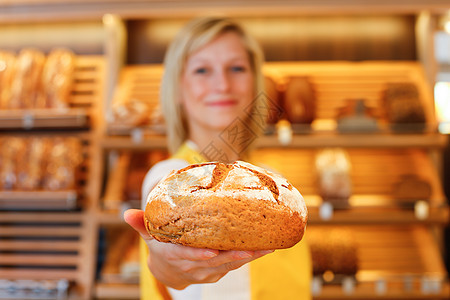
[40,48,75,108]
[144,161,307,250]
[0,51,16,109]
[10,48,46,109]
[384,82,426,125]
[283,76,316,124]
[315,148,352,208]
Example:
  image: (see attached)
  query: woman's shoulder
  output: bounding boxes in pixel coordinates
[141,158,189,207]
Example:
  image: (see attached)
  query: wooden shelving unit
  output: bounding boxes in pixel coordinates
[0,55,105,299]
[1,2,450,299]
[94,61,450,299]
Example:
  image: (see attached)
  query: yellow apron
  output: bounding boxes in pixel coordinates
[140,142,312,300]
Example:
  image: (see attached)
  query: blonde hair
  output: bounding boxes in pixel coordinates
[160,16,266,155]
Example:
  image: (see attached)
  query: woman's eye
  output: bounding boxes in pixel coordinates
[194,67,208,74]
[230,65,246,72]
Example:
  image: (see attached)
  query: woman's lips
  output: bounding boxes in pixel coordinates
[206,99,238,107]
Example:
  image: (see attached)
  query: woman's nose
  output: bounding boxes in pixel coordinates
[214,69,231,92]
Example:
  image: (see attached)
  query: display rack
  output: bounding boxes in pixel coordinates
[0,56,105,299]
[97,61,449,299]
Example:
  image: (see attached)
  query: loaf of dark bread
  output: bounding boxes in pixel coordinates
[283,76,316,124]
[144,161,307,250]
[384,82,426,125]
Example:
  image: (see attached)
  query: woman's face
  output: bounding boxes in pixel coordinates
[180,31,254,134]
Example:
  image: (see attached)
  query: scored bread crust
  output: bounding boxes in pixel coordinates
[144,161,308,250]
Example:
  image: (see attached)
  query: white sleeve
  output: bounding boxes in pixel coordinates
[141,158,189,209]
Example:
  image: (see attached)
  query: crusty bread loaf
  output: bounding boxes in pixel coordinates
[144,161,307,250]
[40,48,75,108]
[10,48,46,109]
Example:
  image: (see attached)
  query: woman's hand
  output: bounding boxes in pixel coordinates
[124,209,273,290]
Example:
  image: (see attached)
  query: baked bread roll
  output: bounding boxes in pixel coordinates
[144,161,307,250]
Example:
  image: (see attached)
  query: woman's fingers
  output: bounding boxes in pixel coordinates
[123,209,152,241]
[202,249,273,268]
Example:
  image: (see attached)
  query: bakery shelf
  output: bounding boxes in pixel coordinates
[256,132,448,149]
[0,108,89,130]
[0,55,105,131]
[101,131,447,151]
[101,134,167,150]
[0,211,92,299]
[307,204,450,225]
[307,224,450,299]
[0,190,78,210]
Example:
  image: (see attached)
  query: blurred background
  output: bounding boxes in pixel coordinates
[0,1,449,299]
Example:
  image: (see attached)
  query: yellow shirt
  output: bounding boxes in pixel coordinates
[140,142,312,300]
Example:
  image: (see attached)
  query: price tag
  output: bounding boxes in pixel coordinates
[414,200,429,220]
[342,276,355,295]
[277,123,292,145]
[375,278,387,295]
[319,202,333,220]
[311,276,322,296]
[403,275,413,292]
[131,128,143,144]
[22,113,34,129]
[421,276,431,294]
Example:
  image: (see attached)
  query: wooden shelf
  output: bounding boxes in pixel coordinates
[100,132,448,150]
[0,190,78,210]
[0,108,90,130]
[258,132,448,149]
[101,134,167,150]
[307,204,450,225]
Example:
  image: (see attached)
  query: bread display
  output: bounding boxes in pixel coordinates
[283,76,316,124]
[0,136,82,191]
[1,47,75,110]
[144,160,307,250]
[112,98,153,127]
[383,82,426,128]
[308,228,358,277]
[315,148,352,208]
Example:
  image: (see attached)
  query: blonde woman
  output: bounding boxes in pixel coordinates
[125,16,311,300]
